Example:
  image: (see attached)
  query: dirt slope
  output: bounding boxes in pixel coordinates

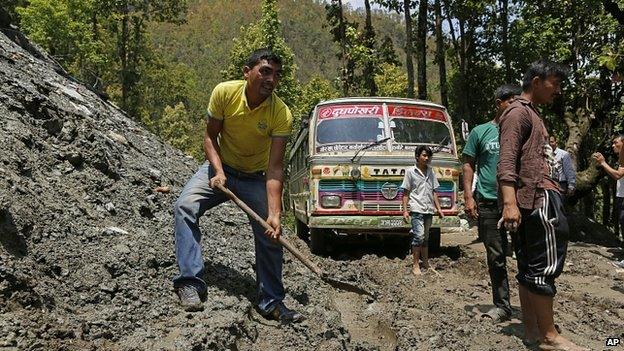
[1,29,623,351]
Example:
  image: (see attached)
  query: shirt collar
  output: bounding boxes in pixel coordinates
[241,81,273,111]
[515,96,539,114]
[414,165,429,177]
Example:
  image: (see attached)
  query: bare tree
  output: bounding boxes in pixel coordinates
[404,0,415,97]
[434,0,448,106]
[416,0,428,99]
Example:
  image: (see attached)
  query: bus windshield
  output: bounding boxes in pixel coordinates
[316,117,386,153]
[391,118,453,154]
[313,103,455,155]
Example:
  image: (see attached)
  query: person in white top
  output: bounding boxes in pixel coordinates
[401,145,445,275]
[548,136,576,196]
[592,134,624,268]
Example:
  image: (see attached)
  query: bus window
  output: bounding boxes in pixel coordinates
[391,118,453,154]
[316,117,383,145]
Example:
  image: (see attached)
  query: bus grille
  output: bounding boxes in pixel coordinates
[319,179,454,212]
[362,203,403,211]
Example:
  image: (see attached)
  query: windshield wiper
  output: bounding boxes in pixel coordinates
[432,135,450,153]
[350,137,392,163]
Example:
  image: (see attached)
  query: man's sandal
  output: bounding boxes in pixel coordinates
[480,307,511,323]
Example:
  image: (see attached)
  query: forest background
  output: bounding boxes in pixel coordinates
[1,0,623,239]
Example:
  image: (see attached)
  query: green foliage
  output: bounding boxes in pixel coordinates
[1,0,29,26]
[374,63,407,97]
[223,0,300,108]
[159,102,194,152]
[138,59,197,117]
[156,101,204,160]
[509,0,622,127]
[17,0,110,86]
[326,1,401,96]
[295,75,340,117]
[378,36,401,67]
[288,76,340,148]
[17,0,187,120]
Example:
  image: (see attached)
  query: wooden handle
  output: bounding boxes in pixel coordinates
[215,184,323,276]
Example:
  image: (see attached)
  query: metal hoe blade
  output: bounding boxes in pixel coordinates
[321,274,376,297]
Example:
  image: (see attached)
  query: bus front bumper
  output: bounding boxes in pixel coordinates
[308,215,460,231]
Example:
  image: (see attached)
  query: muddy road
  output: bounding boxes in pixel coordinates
[295,230,624,351]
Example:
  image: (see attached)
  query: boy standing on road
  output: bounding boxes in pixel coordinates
[402,145,445,276]
[462,84,521,323]
[498,60,588,350]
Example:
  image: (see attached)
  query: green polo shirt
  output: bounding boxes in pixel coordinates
[463,121,499,200]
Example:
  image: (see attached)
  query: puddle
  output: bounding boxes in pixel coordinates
[330,292,398,350]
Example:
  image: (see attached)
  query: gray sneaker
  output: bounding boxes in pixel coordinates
[176,285,204,312]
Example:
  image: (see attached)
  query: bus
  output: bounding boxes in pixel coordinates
[287,97,461,254]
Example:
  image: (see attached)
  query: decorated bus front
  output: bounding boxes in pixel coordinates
[288,98,461,253]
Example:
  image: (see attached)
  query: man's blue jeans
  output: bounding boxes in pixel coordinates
[172,163,284,313]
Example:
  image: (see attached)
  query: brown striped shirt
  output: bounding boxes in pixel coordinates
[497,97,560,209]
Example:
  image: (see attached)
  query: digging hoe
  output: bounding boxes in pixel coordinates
[215,184,374,298]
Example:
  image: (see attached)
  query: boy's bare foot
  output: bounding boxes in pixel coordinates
[539,335,589,351]
[412,266,422,275]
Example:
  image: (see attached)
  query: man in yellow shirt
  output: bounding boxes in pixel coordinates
[172,49,302,323]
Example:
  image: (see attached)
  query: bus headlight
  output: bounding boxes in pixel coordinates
[438,196,453,209]
[321,195,341,208]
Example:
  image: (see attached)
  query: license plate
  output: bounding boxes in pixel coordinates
[380,219,404,227]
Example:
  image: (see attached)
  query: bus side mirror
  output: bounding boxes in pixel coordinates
[461,119,470,141]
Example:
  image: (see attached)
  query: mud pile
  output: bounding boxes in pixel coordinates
[0,29,343,350]
[1,29,623,351]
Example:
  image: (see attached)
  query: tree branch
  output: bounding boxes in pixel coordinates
[603,0,624,25]
[564,107,602,193]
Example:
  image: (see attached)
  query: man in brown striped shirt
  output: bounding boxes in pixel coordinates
[498,60,588,351]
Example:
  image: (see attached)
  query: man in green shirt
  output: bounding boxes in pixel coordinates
[462,84,521,322]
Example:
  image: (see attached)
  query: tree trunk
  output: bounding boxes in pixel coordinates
[416,0,428,99]
[363,0,378,96]
[434,0,448,106]
[602,180,612,226]
[500,0,511,82]
[611,181,620,235]
[563,108,592,175]
[337,0,349,95]
[89,11,100,90]
[457,16,469,120]
[119,0,129,111]
[564,107,605,210]
[404,0,415,98]
[458,18,466,77]
[442,0,459,63]
[603,0,624,25]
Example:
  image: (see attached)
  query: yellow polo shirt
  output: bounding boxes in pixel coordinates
[207,80,292,173]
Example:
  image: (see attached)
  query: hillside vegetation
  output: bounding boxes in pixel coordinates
[6,0,624,239]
